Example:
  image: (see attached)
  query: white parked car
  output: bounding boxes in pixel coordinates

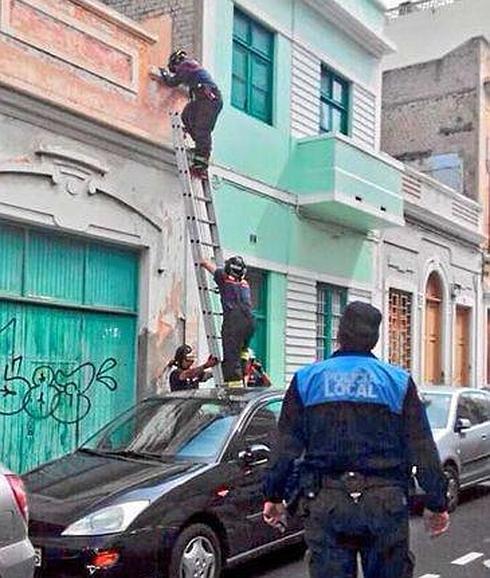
[0,462,35,578]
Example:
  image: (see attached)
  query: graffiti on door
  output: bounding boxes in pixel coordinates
[0,318,119,425]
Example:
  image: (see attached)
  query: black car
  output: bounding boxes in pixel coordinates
[25,388,303,577]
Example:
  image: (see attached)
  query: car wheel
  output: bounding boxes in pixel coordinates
[169,523,222,578]
[444,464,459,513]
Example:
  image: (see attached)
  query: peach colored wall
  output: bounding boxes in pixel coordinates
[0,0,184,143]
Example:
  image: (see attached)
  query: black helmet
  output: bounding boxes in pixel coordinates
[225,256,247,279]
[174,344,194,367]
[168,49,187,72]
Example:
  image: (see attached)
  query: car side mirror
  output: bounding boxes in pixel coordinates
[238,443,270,466]
[455,417,472,433]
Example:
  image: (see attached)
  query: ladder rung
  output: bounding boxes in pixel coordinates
[197,286,220,293]
[172,115,224,382]
[195,240,219,248]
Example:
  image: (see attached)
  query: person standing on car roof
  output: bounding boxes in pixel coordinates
[168,344,218,392]
[201,256,255,387]
[262,301,449,578]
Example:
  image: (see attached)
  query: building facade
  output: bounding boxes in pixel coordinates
[104,0,406,384]
[381,1,486,387]
[0,0,196,472]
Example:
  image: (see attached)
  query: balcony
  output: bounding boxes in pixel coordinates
[281,134,404,232]
[401,167,482,243]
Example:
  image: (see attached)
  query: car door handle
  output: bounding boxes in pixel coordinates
[482,434,487,440]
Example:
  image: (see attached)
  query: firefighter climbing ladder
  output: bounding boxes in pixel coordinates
[171,112,225,386]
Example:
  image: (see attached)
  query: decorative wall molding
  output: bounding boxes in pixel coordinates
[1,0,140,92]
[0,151,163,232]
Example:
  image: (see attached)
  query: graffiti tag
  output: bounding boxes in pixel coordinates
[0,318,119,425]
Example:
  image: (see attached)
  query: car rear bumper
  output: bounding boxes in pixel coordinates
[0,538,35,578]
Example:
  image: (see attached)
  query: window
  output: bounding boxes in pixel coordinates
[405,153,463,192]
[232,9,274,124]
[240,400,281,448]
[316,284,347,360]
[320,66,349,135]
[389,289,413,371]
[248,268,268,367]
[457,395,482,427]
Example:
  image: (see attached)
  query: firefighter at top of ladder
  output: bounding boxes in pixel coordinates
[201,256,256,388]
[159,49,223,180]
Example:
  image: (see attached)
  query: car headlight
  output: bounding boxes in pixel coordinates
[62,500,150,536]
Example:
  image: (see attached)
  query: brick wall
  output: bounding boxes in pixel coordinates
[100,0,201,57]
[381,37,483,200]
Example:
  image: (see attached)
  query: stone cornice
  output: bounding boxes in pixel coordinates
[303,0,396,56]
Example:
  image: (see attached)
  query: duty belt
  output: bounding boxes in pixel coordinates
[322,471,398,504]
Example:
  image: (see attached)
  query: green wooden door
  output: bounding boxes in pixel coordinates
[248,268,268,368]
[0,224,138,473]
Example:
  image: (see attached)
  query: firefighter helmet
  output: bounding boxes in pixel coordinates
[224,256,247,280]
[168,49,187,72]
[174,344,194,367]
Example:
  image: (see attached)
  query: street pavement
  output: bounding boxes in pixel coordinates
[227,483,490,578]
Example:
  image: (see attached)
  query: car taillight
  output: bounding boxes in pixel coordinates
[6,474,29,522]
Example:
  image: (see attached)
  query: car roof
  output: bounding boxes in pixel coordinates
[421,386,488,395]
[143,387,284,404]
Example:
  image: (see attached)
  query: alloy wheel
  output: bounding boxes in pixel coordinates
[180,535,217,578]
[445,466,459,512]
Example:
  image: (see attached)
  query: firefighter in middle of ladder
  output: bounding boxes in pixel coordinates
[159,49,223,179]
[201,256,256,387]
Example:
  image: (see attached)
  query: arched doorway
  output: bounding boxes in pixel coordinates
[424,272,443,384]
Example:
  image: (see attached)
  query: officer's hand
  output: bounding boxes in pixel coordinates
[263,501,285,529]
[424,510,449,537]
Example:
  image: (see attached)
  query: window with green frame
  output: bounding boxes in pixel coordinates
[247,268,268,367]
[316,284,348,360]
[232,8,274,124]
[320,66,350,135]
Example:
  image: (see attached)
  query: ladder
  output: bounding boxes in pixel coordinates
[170,112,224,386]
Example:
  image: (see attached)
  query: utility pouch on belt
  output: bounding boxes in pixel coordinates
[301,469,321,499]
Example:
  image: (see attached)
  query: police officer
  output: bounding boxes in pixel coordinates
[263,301,449,578]
[201,257,255,387]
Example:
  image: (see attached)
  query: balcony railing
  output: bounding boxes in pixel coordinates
[386,0,460,18]
[401,167,481,238]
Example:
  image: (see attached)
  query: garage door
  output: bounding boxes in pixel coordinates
[0,223,138,473]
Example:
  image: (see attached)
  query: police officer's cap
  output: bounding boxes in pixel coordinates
[338,301,382,351]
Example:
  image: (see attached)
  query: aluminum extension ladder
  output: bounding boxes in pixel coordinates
[170,112,225,386]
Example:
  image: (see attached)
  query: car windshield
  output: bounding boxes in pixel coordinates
[81,397,245,462]
[422,392,452,429]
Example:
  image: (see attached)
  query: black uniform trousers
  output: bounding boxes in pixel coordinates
[181,90,223,166]
[221,308,255,383]
[303,485,414,578]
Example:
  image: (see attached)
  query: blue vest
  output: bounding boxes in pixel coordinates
[296,354,410,415]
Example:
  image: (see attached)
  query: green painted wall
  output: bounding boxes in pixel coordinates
[215,182,373,282]
[208,0,388,384]
[213,1,293,185]
[211,0,382,187]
